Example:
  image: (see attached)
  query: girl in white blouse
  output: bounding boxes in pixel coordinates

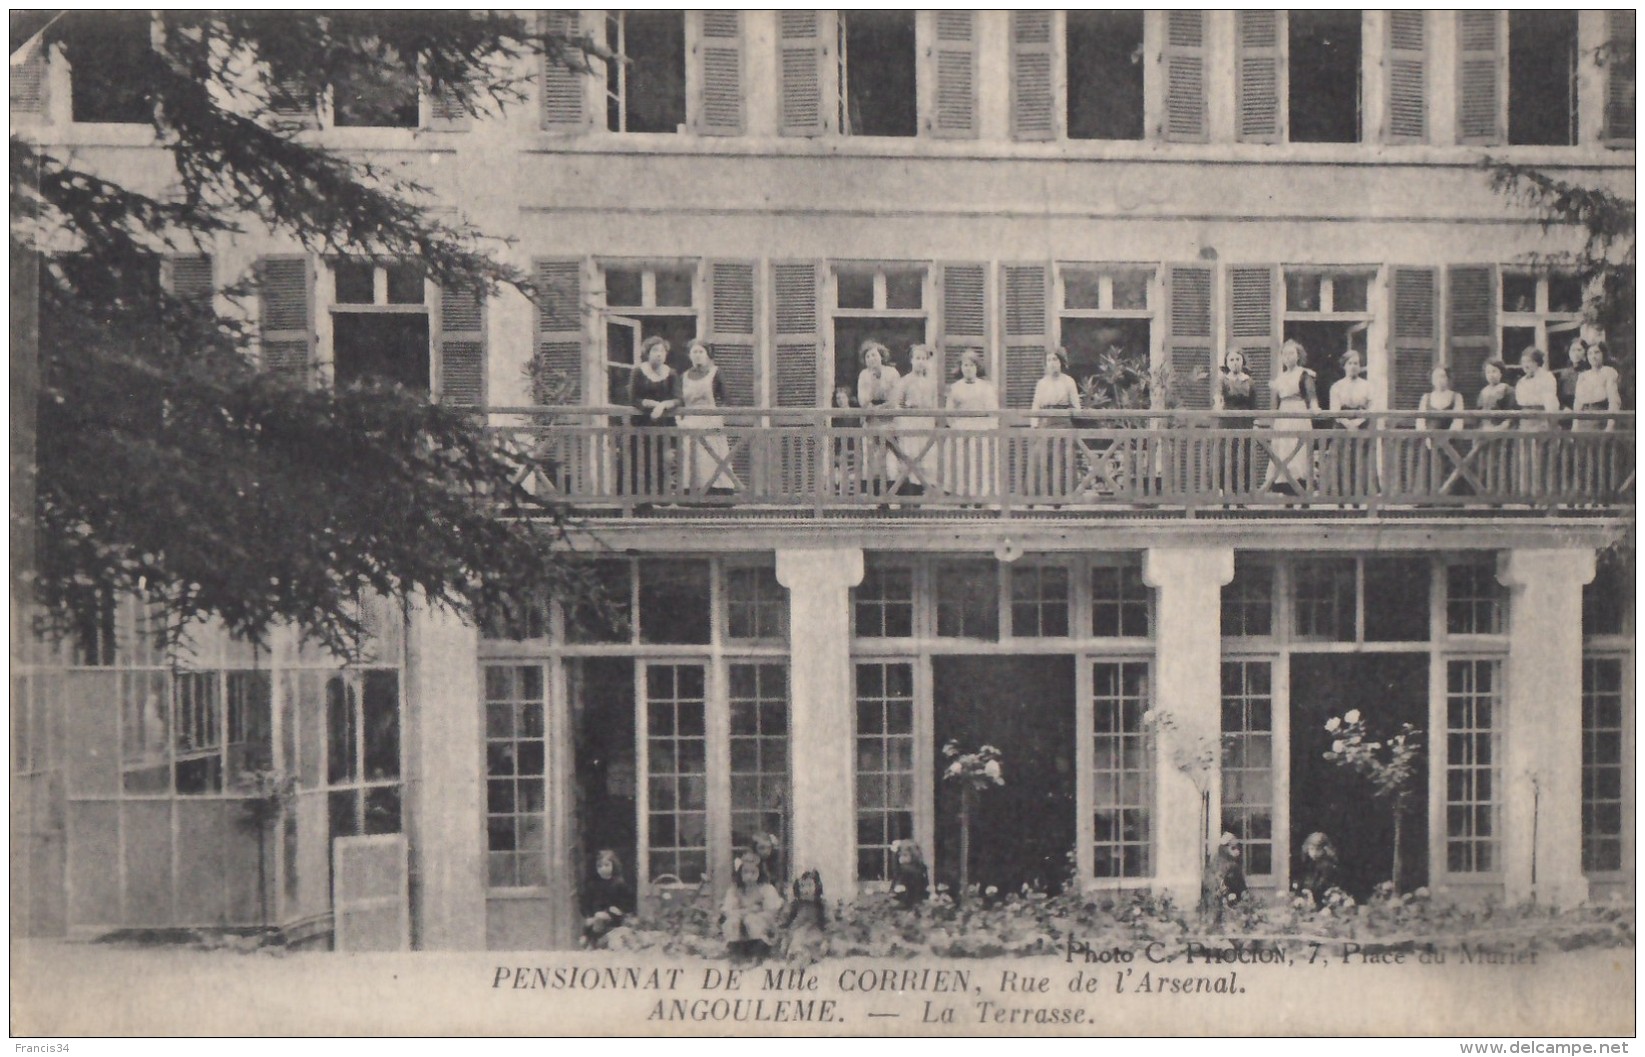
[1031,347,1082,497]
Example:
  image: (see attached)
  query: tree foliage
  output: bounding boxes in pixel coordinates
[12,11,602,655]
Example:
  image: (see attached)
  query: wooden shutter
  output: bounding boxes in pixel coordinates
[541,10,587,132]
[771,261,820,407]
[697,11,744,136]
[1227,265,1278,410]
[167,255,214,302]
[1455,11,1504,146]
[1162,11,1208,142]
[533,258,584,404]
[1390,267,1438,410]
[10,42,47,118]
[1236,11,1283,143]
[1001,264,1049,410]
[429,83,471,132]
[1165,264,1214,409]
[778,10,830,137]
[1446,265,1496,399]
[1385,10,1428,143]
[1603,10,1636,148]
[707,261,756,406]
[1010,11,1055,141]
[437,282,486,407]
[931,11,978,139]
[257,256,313,385]
[940,263,989,381]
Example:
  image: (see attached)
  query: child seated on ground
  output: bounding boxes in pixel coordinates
[779,869,829,963]
[581,849,635,949]
[889,839,929,909]
[721,852,784,961]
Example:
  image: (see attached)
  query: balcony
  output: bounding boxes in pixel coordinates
[488,409,1634,521]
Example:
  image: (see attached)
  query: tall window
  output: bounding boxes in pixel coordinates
[855,662,916,881]
[121,668,272,795]
[605,11,686,133]
[1508,12,1577,146]
[839,11,917,137]
[65,12,153,124]
[331,260,430,392]
[332,41,419,127]
[1221,661,1274,876]
[1092,661,1151,878]
[832,264,928,396]
[1057,266,1155,388]
[1581,657,1625,874]
[1287,11,1361,143]
[1444,659,1501,874]
[729,663,791,881]
[326,669,403,845]
[644,663,708,885]
[484,665,548,887]
[1065,12,1144,140]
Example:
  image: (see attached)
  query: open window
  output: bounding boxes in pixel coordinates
[1064,11,1144,140]
[332,40,420,128]
[330,260,431,393]
[1287,10,1361,143]
[1282,268,1373,406]
[605,11,686,133]
[601,262,700,402]
[1056,265,1156,395]
[1508,11,1577,146]
[831,263,929,398]
[839,10,917,137]
[64,11,154,124]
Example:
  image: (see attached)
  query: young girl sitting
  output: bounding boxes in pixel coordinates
[779,869,829,963]
[889,839,929,909]
[721,852,785,961]
[581,849,635,949]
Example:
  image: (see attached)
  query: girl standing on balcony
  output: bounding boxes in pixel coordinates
[1514,347,1560,494]
[678,342,740,496]
[1476,359,1518,496]
[1031,346,1082,499]
[894,344,943,495]
[1220,349,1258,496]
[1263,339,1318,495]
[945,349,999,499]
[857,341,900,496]
[1411,366,1468,497]
[1326,349,1376,498]
[1572,341,1621,431]
[628,336,680,499]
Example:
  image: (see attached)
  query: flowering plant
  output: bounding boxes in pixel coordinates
[942,741,1004,898]
[1323,709,1423,894]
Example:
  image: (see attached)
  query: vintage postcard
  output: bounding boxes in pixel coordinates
[9,7,1635,1039]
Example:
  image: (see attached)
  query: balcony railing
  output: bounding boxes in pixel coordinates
[486,407,1635,519]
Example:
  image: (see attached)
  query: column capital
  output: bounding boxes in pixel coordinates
[1142,546,1235,590]
[776,548,865,592]
[1496,548,1598,591]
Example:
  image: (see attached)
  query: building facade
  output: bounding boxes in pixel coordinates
[10,10,1636,950]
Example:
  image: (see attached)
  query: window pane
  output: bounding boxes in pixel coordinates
[1548,274,1584,314]
[638,560,711,644]
[1508,12,1577,146]
[1063,270,1103,310]
[1293,559,1355,641]
[837,272,875,310]
[729,663,791,882]
[1286,272,1322,313]
[1111,270,1150,311]
[1446,562,1503,636]
[935,559,999,639]
[326,676,355,784]
[386,263,425,305]
[1288,11,1362,143]
[225,670,274,786]
[1221,661,1274,876]
[333,44,419,127]
[1364,558,1429,642]
[334,261,376,305]
[1582,657,1626,874]
[885,271,923,310]
[606,268,644,308]
[842,11,917,137]
[332,313,431,394]
[653,267,694,307]
[646,664,708,885]
[1222,558,1273,638]
[1091,565,1150,638]
[566,561,633,644]
[726,566,788,641]
[616,11,686,133]
[854,563,914,638]
[1093,661,1151,878]
[1502,274,1538,314]
[1065,11,1145,140]
[1583,566,1631,638]
[1445,660,1501,874]
[1331,273,1369,313]
[854,662,916,882]
[361,670,400,781]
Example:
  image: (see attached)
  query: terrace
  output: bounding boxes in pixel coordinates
[489,408,1634,521]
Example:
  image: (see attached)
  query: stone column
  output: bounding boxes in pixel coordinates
[776,548,864,892]
[1497,549,1595,908]
[1143,547,1235,905]
[406,599,486,949]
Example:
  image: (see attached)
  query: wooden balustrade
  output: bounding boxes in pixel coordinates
[485,408,1635,518]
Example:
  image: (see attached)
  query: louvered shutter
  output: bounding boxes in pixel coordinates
[168,255,214,302]
[1236,11,1283,143]
[697,11,744,136]
[778,10,830,137]
[1227,265,1278,410]
[1390,267,1439,410]
[1165,265,1214,409]
[1385,11,1428,144]
[1010,11,1055,141]
[10,42,47,118]
[1001,264,1049,410]
[1455,11,1503,146]
[931,10,978,139]
[258,256,313,385]
[940,263,989,386]
[1603,10,1636,148]
[1162,11,1208,142]
[708,261,756,406]
[437,283,486,407]
[541,10,587,132]
[267,73,318,124]
[1446,265,1496,400]
[533,258,584,404]
[429,82,471,132]
[771,261,821,407]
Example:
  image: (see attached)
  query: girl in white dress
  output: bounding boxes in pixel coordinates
[856,342,901,496]
[944,348,999,498]
[1325,349,1375,496]
[1031,347,1083,497]
[1572,341,1622,431]
[894,344,943,493]
[1263,339,1318,493]
[678,342,740,494]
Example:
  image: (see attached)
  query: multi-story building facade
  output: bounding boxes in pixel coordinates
[10,10,1635,950]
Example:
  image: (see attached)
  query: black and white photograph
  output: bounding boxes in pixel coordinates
[8,7,1636,1040]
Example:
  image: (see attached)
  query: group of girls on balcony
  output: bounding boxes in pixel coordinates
[625,335,740,497]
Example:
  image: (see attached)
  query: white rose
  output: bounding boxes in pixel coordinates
[1331,739,1345,754]
[1324,717,1341,733]
[983,760,1001,779]
[1344,709,1361,725]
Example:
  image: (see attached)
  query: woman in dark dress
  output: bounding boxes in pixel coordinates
[628,335,680,500]
[1219,349,1258,497]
